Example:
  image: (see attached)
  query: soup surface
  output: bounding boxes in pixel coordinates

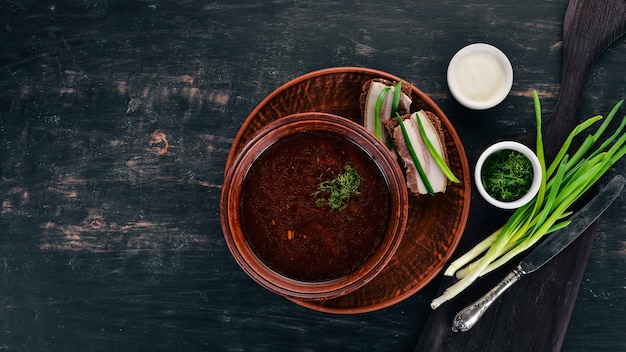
[240,131,390,282]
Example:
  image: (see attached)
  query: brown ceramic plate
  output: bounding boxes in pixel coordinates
[225,67,471,313]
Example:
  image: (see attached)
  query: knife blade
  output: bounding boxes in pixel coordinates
[451,175,625,332]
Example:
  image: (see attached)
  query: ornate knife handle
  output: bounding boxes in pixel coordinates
[452,266,523,332]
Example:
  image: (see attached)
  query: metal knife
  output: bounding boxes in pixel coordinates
[452,175,625,332]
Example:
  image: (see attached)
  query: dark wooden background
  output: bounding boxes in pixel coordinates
[1,0,624,351]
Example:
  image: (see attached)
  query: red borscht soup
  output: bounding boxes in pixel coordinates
[240,131,391,282]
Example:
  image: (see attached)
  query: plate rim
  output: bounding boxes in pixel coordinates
[224,66,471,313]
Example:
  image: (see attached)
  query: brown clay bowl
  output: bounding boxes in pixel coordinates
[220,112,409,300]
[224,67,471,313]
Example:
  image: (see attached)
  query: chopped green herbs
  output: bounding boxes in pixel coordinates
[313,165,361,211]
[481,150,534,201]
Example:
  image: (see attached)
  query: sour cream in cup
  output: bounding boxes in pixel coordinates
[447,43,513,110]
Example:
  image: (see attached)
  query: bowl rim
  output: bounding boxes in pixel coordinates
[447,43,514,110]
[474,141,542,209]
[220,111,409,300]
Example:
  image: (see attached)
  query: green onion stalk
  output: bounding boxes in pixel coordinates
[430,91,625,309]
[374,87,391,140]
[415,112,461,184]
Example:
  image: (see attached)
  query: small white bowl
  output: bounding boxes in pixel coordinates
[447,43,513,110]
[475,141,541,209]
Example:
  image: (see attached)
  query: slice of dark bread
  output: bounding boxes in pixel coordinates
[359,78,413,120]
[384,111,450,195]
[382,111,448,164]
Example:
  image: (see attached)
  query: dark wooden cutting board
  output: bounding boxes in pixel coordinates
[416,0,626,351]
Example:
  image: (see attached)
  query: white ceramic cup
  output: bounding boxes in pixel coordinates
[475,141,541,209]
[447,43,513,110]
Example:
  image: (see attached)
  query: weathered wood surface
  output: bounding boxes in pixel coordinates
[416,0,626,351]
[0,1,624,351]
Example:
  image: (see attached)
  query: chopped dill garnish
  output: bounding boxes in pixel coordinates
[481,150,533,201]
[312,165,361,211]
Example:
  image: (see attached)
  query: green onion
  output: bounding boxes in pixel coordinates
[430,91,626,309]
[374,87,391,140]
[373,81,403,151]
[392,79,402,116]
[415,111,460,183]
[396,113,434,195]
